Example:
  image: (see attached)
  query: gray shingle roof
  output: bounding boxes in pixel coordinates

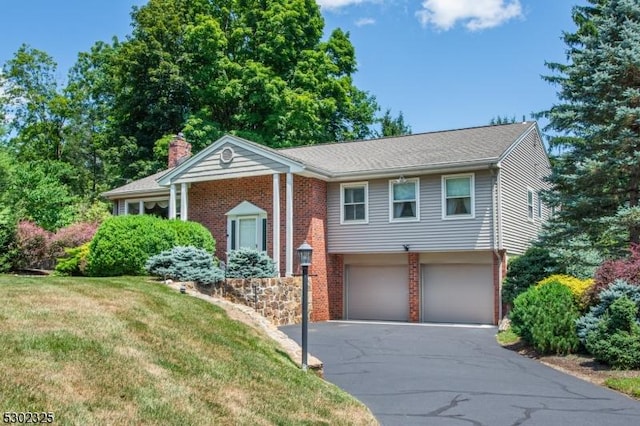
[102,169,171,199]
[279,121,536,177]
[103,122,537,198]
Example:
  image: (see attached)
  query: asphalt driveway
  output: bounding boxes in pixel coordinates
[280,321,640,426]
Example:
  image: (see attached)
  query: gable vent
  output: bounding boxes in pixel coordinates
[220,147,235,164]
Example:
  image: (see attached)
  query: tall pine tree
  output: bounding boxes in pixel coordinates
[539,0,640,249]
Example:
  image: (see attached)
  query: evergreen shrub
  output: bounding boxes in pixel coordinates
[576,280,640,345]
[145,246,223,284]
[502,246,557,305]
[86,216,215,276]
[54,243,90,276]
[536,274,593,312]
[585,296,640,369]
[226,248,277,279]
[510,282,580,355]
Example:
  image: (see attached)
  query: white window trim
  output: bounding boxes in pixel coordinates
[227,213,267,252]
[123,196,180,218]
[442,173,475,220]
[340,182,369,225]
[537,190,543,218]
[527,188,535,222]
[389,178,420,223]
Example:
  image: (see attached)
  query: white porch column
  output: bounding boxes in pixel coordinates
[138,200,144,215]
[169,183,177,219]
[272,173,281,276]
[286,172,294,276]
[180,183,188,221]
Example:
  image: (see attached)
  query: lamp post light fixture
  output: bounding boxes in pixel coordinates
[297,241,313,371]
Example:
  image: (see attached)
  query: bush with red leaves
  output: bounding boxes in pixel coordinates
[14,221,54,270]
[13,220,99,271]
[589,245,640,304]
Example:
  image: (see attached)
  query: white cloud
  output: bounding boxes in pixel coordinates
[355,17,376,27]
[316,0,366,10]
[416,0,523,31]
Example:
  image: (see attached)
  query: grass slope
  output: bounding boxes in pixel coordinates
[0,275,376,425]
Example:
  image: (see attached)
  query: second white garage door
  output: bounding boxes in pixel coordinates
[422,264,494,324]
[346,265,409,321]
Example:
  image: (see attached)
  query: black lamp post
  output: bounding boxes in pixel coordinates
[297,241,313,371]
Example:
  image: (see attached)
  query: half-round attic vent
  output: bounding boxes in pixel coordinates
[220,146,235,164]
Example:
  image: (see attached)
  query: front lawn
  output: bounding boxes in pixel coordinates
[0,275,376,425]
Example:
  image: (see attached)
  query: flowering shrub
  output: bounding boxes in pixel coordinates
[536,274,593,312]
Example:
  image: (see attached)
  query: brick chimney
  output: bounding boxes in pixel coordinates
[168,133,192,168]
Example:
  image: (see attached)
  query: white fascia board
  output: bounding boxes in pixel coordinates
[157,134,307,186]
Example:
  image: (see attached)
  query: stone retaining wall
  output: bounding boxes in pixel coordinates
[196,277,312,326]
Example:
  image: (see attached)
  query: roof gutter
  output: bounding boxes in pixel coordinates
[318,158,500,182]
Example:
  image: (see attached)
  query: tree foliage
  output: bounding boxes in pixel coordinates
[377,109,411,137]
[538,0,640,248]
[77,0,379,181]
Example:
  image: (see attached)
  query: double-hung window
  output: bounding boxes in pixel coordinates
[341,182,368,224]
[390,178,419,222]
[527,188,535,221]
[442,174,475,219]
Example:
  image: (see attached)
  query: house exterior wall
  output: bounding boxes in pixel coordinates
[326,171,494,253]
[175,143,290,183]
[187,174,330,321]
[499,128,551,255]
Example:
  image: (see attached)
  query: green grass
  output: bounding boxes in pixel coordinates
[496,328,520,346]
[0,275,377,425]
[605,377,640,398]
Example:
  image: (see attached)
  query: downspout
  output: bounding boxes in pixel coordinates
[490,163,504,321]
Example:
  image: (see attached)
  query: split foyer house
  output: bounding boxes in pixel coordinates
[103,121,551,325]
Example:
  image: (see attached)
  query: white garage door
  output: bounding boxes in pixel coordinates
[422,264,493,324]
[346,265,409,321]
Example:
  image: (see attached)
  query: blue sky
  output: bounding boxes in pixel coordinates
[1,0,586,135]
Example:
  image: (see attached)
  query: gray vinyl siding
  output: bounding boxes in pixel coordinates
[174,144,290,183]
[327,171,494,253]
[499,128,551,254]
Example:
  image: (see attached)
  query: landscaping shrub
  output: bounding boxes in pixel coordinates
[49,221,99,260]
[510,282,580,355]
[536,274,593,312]
[225,248,277,279]
[0,208,17,272]
[170,220,215,253]
[585,296,640,369]
[589,245,640,304]
[86,216,215,277]
[576,280,640,345]
[13,220,54,270]
[145,246,224,284]
[54,243,90,276]
[502,246,558,305]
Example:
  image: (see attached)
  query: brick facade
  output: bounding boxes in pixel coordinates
[408,253,420,322]
[327,254,344,319]
[168,135,192,168]
[494,250,508,324]
[188,174,330,322]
